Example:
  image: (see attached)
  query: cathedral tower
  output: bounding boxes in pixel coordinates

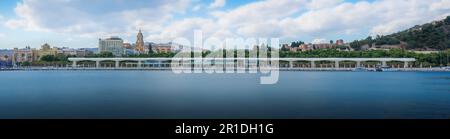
[135,30,145,53]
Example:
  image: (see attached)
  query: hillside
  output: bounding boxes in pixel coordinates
[350,16,450,50]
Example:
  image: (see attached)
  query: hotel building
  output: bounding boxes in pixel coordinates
[99,36,124,57]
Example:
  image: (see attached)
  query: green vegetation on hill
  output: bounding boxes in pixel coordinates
[349,36,402,50]
[350,16,450,50]
[392,16,450,50]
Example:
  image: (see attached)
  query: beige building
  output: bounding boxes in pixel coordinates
[57,48,92,57]
[336,39,345,46]
[282,44,312,52]
[13,46,33,63]
[123,43,133,49]
[13,43,66,63]
[151,43,173,53]
[282,41,344,52]
[313,43,336,49]
[32,43,58,61]
[300,44,312,51]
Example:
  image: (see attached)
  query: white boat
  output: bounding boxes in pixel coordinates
[353,67,368,72]
[376,66,399,72]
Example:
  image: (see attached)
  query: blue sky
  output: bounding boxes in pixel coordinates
[0,0,449,49]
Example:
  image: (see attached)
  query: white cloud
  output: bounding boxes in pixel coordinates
[430,0,450,10]
[279,0,450,38]
[147,18,218,42]
[192,4,203,11]
[0,33,5,38]
[307,0,344,10]
[5,0,191,37]
[146,0,308,43]
[311,38,328,44]
[148,0,450,44]
[4,0,450,45]
[208,0,226,9]
[0,15,5,27]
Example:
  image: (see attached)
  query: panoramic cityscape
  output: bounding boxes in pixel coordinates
[1,0,449,71]
[0,0,450,136]
[1,17,449,71]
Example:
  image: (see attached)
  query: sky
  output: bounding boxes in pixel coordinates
[0,0,450,49]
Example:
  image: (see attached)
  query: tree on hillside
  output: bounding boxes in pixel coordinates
[445,16,450,25]
[349,16,450,50]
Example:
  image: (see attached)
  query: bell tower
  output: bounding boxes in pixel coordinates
[135,29,145,53]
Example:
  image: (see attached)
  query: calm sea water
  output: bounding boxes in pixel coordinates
[0,71,449,119]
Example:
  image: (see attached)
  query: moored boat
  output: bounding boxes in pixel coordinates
[353,67,368,72]
[376,66,398,72]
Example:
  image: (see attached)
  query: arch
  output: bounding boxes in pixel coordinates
[74,60,96,68]
[119,60,139,68]
[67,58,416,69]
[338,60,357,68]
[279,60,291,68]
[386,60,407,68]
[98,60,116,68]
[291,60,311,68]
[314,60,336,68]
[361,60,383,68]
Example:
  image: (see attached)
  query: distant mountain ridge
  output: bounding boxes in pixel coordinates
[350,16,450,50]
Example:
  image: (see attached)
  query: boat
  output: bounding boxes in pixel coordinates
[375,66,398,72]
[353,67,368,72]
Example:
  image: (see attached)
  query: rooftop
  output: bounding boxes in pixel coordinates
[102,36,123,41]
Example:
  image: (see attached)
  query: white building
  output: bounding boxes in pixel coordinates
[57,47,92,57]
[99,36,124,57]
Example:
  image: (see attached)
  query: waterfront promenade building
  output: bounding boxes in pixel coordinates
[99,36,124,57]
[68,57,416,69]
